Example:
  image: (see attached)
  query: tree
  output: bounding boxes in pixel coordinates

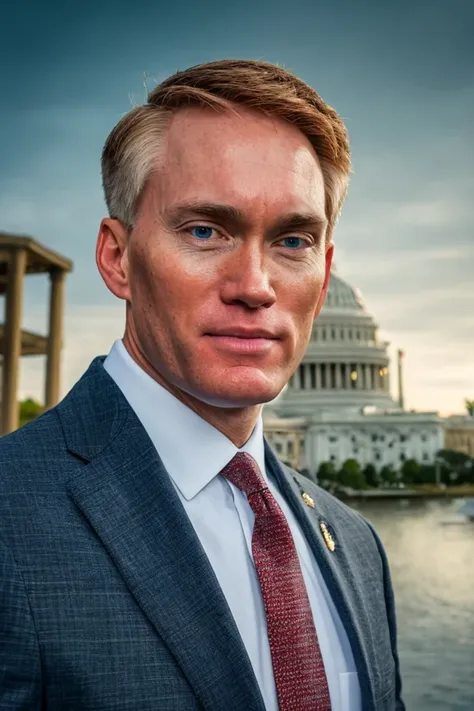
[437,449,474,485]
[379,465,397,487]
[465,399,474,417]
[339,459,366,490]
[418,464,437,485]
[19,398,43,427]
[363,463,379,488]
[317,461,337,484]
[400,459,420,486]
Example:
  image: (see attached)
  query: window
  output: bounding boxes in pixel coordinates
[331,328,336,340]
[275,442,282,454]
[329,436,338,443]
[422,452,429,461]
[400,452,406,462]
[375,452,381,461]
[322,328,327,340]
[350,363,358,389]
[400,434,407,443]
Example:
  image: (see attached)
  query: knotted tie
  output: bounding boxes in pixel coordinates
[221,452,331,711]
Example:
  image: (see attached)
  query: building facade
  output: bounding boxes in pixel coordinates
[443,416,474,457]
[263,270,444,476]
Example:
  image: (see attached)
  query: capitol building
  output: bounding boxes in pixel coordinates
[263,269,444,476]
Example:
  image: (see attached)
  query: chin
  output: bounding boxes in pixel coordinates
[195,370,284,408]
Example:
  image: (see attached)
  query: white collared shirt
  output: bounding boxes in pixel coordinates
[104,340,361,711]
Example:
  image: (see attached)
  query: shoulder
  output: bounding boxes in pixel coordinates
[0,406,73,492]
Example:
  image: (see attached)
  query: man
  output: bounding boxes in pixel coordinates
[0,59,404,710]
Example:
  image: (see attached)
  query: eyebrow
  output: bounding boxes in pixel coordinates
[164,201,328,235]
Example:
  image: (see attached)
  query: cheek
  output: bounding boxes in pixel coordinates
[128,245,207,333]
[290,274,326,322]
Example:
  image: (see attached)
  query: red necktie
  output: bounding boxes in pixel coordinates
[221,452,331,711]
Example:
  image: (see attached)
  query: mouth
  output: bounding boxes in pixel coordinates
[206,327,280,339]
[205,330,279,355]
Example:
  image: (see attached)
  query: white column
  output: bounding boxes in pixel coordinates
[364,364,371,390]
[356,363,363,389]
[304,364,310,390]
[315,363,322,389]
[295,366,302,389]
[335,363,342,389]
[344,363,351,389]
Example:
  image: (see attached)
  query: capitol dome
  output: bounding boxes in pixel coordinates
[324,272,366,311]
[274,270,396,416]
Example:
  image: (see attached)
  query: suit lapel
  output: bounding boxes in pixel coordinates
[61,361,266,711]
[264,442,376,711]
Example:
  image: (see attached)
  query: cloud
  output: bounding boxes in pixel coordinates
[396,199,467,228]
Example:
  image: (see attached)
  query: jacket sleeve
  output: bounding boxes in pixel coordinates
[364,521,406,711]
[0,535,42,709]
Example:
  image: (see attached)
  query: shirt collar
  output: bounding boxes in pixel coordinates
[103,340,267,500]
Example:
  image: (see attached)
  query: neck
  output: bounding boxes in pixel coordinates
[122,333,262,448]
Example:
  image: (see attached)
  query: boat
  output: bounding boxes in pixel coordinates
[458,498,474,521]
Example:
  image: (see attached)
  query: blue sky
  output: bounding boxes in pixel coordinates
[1,0,472,414]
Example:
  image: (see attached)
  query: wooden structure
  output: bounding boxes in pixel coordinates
[0,233,73,435]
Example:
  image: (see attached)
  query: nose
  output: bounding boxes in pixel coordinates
[220,242,276,309]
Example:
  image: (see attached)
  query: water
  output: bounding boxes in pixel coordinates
[350,498,474,711]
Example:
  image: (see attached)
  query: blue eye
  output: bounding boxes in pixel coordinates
[191,226,214,239]
[282,236,304,249]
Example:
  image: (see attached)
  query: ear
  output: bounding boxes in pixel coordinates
[96,218,131,301]
[313,241,334,321]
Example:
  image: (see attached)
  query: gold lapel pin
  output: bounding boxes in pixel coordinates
[319,520,336,552]
[302,492,315,508]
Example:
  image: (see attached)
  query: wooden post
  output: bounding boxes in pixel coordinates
[45,268,66,409]
[2,248,27,434]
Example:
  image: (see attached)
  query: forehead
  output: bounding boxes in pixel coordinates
[150,106,326,219]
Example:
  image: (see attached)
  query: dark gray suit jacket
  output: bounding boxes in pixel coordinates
[0,357,405,710]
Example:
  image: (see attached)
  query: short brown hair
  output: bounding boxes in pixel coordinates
[102,59,351,236]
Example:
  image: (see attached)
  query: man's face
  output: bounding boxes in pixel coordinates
[125,106,333,407]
